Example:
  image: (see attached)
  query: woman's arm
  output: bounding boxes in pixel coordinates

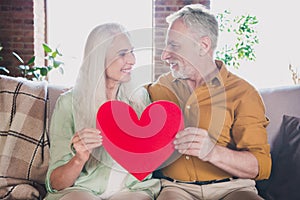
[50,128,102,190]
[45,91,102,191]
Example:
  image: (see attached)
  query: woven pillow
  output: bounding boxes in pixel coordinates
[0,75,49,199]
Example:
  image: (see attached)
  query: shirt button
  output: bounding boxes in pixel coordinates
[186,105,191,109]
[185,155,190,160]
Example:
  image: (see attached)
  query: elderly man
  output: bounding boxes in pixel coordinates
[147,4,271,200]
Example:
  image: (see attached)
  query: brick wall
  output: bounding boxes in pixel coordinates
[153,0,210,79]
[0,0,45,77]
[0,0,210,79]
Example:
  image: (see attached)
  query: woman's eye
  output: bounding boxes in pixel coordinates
[118,50,128,57]
[119,52,126,57]
[119,49,134,57]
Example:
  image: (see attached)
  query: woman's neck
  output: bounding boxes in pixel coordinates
[106,81,120,100]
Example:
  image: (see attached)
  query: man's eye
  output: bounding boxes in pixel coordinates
[170,43,179,49]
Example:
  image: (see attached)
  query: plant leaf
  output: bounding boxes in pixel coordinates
[55,49,62,56]
[40,67,48,76]
[0,67,9,73]
[52,51,57,58]
[18,65,30,70]
[53,60,63,68]
[26,56,35,65]
[58,66,64,74]
[33,71,40,80]
[12,52,24,64]
[43,43,52,53]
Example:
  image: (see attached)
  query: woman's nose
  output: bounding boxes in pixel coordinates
[126,52,136,65]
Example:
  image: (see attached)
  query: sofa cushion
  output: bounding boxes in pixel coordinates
[259,85,300,156]
[0,75,49,199]
[257,85,300,197]
[264,115,300,200]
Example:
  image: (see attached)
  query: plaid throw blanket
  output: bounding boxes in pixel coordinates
[0,75,49,200]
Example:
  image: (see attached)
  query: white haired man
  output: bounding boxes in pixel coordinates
[147,4,271,200]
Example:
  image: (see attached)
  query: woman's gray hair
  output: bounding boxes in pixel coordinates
[73,23,128,132]
[83,23,128,59]
[166,4,219,51]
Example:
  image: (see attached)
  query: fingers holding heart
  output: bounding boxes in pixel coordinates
[174,127,215,160]
[71,128,102,161]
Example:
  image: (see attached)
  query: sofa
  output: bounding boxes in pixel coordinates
[256,85,300,200]
[0,74,300,199]
[0,75,67,199]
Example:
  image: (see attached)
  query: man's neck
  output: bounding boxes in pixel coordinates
[186,61,219,91]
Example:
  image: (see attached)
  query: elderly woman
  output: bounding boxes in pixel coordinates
[45,23,160,200]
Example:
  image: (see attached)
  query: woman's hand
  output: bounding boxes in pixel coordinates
[50,128,102,191]
[71,128,103,163]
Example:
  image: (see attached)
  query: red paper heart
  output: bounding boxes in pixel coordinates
[96,100,184,181]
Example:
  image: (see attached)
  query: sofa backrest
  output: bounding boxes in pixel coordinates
[47,83,300,158]
[47,84,69,125]
[259,85,300,159]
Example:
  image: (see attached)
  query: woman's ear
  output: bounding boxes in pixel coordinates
[199,36,211,56]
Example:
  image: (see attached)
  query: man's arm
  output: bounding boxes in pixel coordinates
[174,127,259,179]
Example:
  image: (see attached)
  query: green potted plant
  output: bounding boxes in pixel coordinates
[13,43,64,81]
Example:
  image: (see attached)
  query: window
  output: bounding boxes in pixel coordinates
[211,0,299,88]
[47,0,153,87]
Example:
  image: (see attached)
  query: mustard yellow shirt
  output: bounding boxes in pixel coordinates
[146,61,271,181]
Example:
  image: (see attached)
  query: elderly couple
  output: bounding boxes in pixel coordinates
[45,4,271,200]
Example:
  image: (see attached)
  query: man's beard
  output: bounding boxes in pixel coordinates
[171,67,189,80]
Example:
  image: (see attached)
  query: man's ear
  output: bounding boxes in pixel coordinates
[199,36,211,56]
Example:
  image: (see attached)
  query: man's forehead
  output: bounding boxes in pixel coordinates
[165,27,197,45]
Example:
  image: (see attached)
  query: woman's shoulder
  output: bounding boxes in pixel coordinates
[57,88,73,101]
[53,89,74,112]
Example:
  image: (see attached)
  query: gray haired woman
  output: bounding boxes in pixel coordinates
[45,23,160,200]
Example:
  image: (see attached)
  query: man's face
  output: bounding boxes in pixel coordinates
[161,19,201,80]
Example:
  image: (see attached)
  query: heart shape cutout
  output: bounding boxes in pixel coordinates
[96,100,184,181]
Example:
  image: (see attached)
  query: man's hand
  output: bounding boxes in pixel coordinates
[173,127,259,178]
[174,127,215,161]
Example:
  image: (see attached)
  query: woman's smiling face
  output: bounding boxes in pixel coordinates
[105,33,135,85]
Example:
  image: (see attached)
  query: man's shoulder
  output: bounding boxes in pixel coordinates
[227,71,256,89]
[226,71,260,97]
[155,71,174,84]
[146,72,180,103]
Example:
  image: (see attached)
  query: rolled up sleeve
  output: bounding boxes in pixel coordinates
[232,89,271,180]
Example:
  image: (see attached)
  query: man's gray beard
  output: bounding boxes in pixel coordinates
[171,69,188,80]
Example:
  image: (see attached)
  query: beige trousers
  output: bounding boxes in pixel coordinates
[157,178,264,200]
[59,190,152,200]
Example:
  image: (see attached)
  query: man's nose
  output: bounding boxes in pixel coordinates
[161,47,171,61]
